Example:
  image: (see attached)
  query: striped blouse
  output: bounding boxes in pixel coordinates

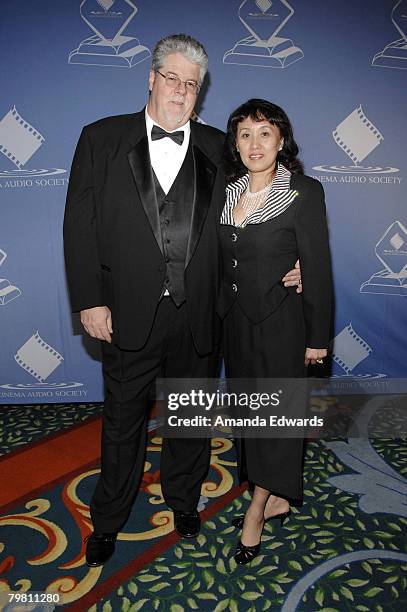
[220,163,298,227]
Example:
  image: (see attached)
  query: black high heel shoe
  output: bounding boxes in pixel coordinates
[234,538,261,565]
[232,509,290,530]
[233,511,290,564]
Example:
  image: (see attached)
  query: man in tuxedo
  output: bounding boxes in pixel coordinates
[64,34,301,567]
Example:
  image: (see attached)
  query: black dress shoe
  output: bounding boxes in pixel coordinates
[173,511,201,538]
[85,532,117,567]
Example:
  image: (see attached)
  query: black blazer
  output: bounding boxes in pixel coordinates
[63,110,225,353]
[218,174,332,348]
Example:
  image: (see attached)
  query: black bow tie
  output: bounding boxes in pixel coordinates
[151,124,184,146]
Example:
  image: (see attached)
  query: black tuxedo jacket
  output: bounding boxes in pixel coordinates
[63,110,225,353]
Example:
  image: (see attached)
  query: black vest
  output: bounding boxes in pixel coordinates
[153,144,194,306]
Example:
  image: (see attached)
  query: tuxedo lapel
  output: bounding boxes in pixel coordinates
[127,114,163,255]
[185,140,217,269]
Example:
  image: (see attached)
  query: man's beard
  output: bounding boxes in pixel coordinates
[165,99,189,125]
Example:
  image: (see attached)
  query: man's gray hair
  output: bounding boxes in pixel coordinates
[151,34,208,84]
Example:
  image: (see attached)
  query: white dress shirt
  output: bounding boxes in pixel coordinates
[145,108,191,195]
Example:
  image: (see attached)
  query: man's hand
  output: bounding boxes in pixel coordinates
[80,306,113,343]
[282,259,302,294]
[304,348,327,366]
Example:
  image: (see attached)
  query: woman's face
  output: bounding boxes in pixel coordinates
[236,116,283,174]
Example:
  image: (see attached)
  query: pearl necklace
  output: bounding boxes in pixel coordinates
[240,178,274,218]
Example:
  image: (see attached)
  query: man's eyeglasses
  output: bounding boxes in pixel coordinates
[156,70,200,94]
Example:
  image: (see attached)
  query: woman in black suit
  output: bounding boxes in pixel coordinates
[218,99,332,565]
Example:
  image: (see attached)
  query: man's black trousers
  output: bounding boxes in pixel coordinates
[90,297,220,533]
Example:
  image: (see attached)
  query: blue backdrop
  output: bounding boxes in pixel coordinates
[1,0,406,403]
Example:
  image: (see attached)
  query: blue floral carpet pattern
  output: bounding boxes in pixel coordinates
[0,399,406,611]
[98,428,407,611]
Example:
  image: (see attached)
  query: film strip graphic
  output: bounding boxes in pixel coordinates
[14,331,63,382]
[332,323,372,374]
[333,105,383,165]
[0,106,44,169]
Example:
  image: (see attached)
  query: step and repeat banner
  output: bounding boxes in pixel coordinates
[1,0,406,404]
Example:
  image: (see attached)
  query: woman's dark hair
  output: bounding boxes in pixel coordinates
[224,98,304,183]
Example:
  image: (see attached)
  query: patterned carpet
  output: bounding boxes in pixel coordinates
[0,400,406,611]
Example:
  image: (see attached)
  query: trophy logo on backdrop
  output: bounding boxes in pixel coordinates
[330,323,386,378]
[0,332,84,397]
[313,105,399,175]
[69,0,150,68]
[360,221,407,296]
[0,248,22,306]
[0,106,66,183]
[372,0,407,69]
[223,0,304,68]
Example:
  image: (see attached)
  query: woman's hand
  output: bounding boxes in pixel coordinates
[304,348,327,366]
[282,259,302,293]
